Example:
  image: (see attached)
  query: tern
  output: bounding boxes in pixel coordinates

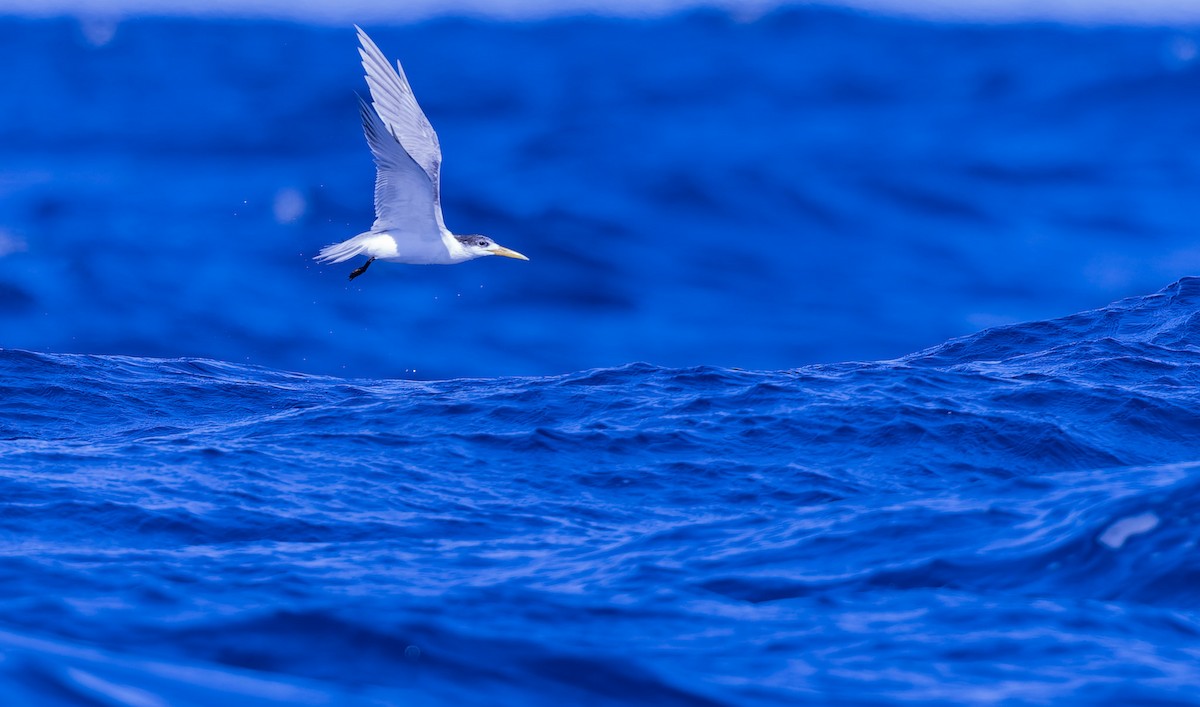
[316,26,528,280]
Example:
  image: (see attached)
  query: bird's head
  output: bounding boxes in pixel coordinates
[457,235,529,261]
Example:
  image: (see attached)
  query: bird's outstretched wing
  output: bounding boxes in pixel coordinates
[356,26,443,205]
[356,94,442,241]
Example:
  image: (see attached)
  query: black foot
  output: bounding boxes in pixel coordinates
[348,257,375,281]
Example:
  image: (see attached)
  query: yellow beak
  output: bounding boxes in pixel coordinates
[492,246,529,261]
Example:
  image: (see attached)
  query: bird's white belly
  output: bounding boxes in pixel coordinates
[365,232,458,265]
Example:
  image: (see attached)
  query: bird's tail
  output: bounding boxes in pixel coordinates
[314,232,374,264]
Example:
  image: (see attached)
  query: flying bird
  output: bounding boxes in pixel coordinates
[316,26,527,281]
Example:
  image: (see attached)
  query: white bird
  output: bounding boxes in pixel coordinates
[316,26,527,281]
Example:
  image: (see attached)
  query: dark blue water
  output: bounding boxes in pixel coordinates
[5,279,1200,704]
[2,11,1199,378]
[3,7,1200,705]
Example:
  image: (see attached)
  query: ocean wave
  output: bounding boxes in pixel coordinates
[3,280,1200,703]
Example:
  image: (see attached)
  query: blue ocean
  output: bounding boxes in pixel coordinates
[3,6,1200,704]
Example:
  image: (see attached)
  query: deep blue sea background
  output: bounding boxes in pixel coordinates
[3,6,1200,704]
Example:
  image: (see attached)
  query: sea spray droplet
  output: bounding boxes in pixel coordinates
[1098,512,1160,550]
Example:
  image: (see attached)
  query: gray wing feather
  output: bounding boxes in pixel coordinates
[356,25,442,192]
[357,94,442,240]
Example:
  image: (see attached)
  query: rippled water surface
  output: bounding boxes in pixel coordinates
[5,279,1200,704]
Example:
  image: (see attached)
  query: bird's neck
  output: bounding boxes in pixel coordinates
[447,232,477,262]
